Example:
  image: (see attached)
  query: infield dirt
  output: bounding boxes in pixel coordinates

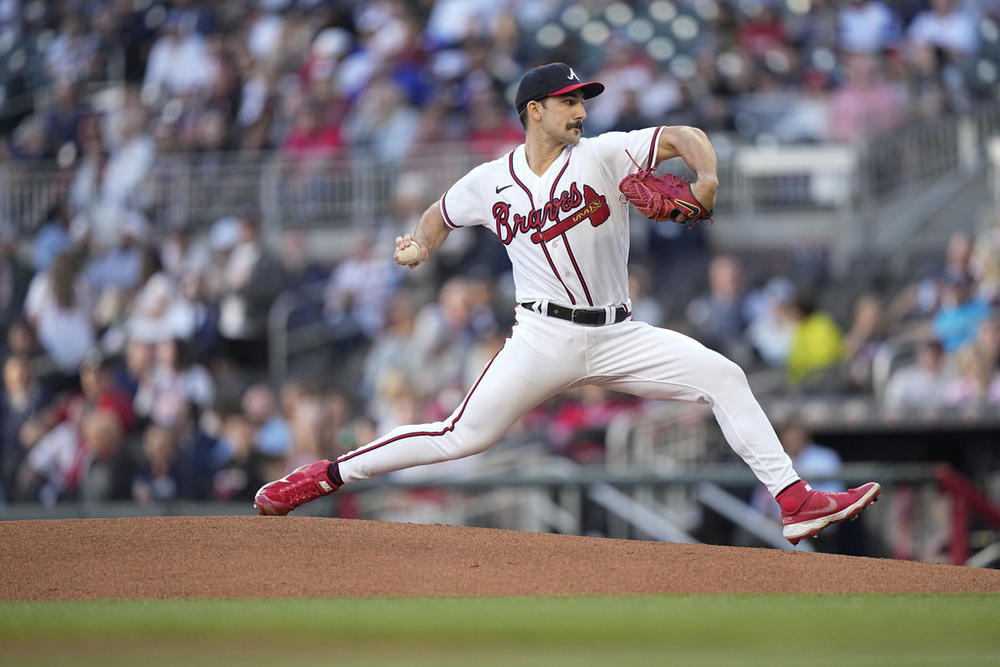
[2,516,998,600]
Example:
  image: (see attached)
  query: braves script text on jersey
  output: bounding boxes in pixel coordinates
[335,127,800,496]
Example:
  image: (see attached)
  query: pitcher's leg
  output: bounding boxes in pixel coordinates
[594,323,798,495]
[337,328,576,484]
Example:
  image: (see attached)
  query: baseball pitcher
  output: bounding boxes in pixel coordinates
[255,63,880,545]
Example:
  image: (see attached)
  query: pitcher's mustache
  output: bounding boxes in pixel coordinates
[568,122,583,131]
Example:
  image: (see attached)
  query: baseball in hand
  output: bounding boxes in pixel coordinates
[397,243,420,264]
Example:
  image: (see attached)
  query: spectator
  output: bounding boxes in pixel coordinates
[828,51,906,143]
[280,231,327,291]
[43,79,89,161]
[134,338,214,428]
[0,355,49,500]
[44,15,98,83]
[68,117,110,218]
[124,245,176,343]
[970,313,1000,373]
[324,232,401,346]
[0,223,34,346]
[161,226,211,286]
[75,352,134,433]
[99,105,155,217]
[32,201,72,273]
[117,338,153,400]
[217,212,285,368]
[945,314,1000,406]
[409,277,474,399]
[886,230,975,328]
[737,5,787,58]
[132,424,182,503]
[842,293,888,393]
[17,417,82,505]
[837,0,902,54]
[467,93,524,161]
[907,0,979,62]
[141,10,216,102]
[360,291,418,403]
[16,351,133,504]
[342,76,420,166]
[241,383,291,458]
[785,292,845,388]
[686,254,751,364]
[285,389,328,470]
[943,343,995,407]
[883,339,950,411]
[23,252,94,377]
[281,98,343,161]
[172,400,222,500]
[971,207,1000,304]
[84,211,148,297]
[424,0,497,47]
[745,277,798,368]
[907,0,980,113]
[76,408,132,502]
[931,273,992,353]
[9,115,49,162]
[5,319,49,379]
[160,228,215,345]
[213,413,267,502]
[628,265,663,328]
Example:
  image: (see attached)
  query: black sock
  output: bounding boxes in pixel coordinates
[776,479,802,499]
[327,461,344,487]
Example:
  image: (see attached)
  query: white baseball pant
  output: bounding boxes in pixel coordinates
[337,308,798,496]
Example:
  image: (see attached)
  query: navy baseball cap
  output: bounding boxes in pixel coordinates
[515,63,605,114]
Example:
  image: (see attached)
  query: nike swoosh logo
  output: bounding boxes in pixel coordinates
[496,184,513,194]
[815,497,839,514]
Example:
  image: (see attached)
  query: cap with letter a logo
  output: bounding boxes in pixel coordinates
[515,62,605,114]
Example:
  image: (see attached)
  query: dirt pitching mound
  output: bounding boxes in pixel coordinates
[2,516,998,600]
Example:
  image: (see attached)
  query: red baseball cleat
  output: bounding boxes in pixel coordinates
[254,460,340,516]
[779,480,881,545]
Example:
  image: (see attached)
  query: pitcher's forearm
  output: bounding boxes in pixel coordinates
[413,201,452,255]
[395,200,453,267]
[656,126,718,210]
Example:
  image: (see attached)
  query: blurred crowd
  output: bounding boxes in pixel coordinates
[675,220,1000,409]
[2,197,999,508]
[3,0,1000,167]
[1,0,1000,508]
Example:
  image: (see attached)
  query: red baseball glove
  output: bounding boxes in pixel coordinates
[619,161,713,229]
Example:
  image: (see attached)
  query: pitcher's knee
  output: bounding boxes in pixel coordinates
[706,354,749,389]
[433,423,503,460]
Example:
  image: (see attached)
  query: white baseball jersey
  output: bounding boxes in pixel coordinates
[441,127,664,308]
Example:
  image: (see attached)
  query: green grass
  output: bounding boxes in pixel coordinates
[1,595,998,666]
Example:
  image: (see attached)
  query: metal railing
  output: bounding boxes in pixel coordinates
[5,104,999,237]
[0,460,938,554]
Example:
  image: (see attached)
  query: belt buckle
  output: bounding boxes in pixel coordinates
[570,308,581,324]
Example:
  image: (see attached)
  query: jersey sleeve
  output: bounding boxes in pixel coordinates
[439,163,491,229]
[589,126,665,180]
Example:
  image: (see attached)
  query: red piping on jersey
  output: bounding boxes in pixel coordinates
[548,150,594,306]
[647,126,663,169]
[562,242,593,306]
[508,150,577,305]
[336,337,508,464]
[440,193,460,229]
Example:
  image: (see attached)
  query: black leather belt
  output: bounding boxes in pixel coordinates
[520,302,630,326]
